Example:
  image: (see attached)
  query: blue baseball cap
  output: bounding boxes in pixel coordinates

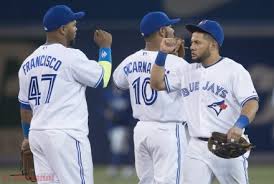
[43,5,85,32]
[186,20,224,46]
[140,11,180,37]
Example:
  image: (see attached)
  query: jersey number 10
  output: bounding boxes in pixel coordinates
[132,77,158,105]
[28,74,57,105]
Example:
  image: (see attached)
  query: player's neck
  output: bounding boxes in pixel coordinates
[46,39,68,47]
[202,54,222,67]
[46,34,69,47]
[144,39,161,51]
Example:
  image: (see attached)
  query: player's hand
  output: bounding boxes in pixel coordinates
[160,38,183,54]
[21,138,29,151]
[227,126,243,142]
[94,29,112,48]
[174,38,185,58]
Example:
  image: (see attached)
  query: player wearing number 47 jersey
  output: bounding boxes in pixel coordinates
[18,5,112,184]
[113,12,189,184]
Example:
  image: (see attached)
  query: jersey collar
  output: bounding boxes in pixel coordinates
[202,56,224,68]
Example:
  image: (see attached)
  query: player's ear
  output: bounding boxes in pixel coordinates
[211,40,219,50]
[159,27,167,38]
[58,25,66,36]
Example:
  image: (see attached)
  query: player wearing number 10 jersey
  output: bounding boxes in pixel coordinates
[113,12,189,184]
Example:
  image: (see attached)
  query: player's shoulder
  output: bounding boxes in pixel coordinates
[21,46,42,64]
[64,47,88,59]
[44,43,88,61]
[166,54,189,67]
[118,50,145,65]
[221,57,251,79]
[19,46,42,74]
[222,57,247,71]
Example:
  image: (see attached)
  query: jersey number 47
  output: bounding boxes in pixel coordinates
[28,74,57,105]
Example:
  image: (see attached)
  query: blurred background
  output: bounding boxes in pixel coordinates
[0,0,273,183]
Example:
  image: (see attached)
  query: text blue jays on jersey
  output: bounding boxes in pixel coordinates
[22,55,62,75]
[181,81,228,99]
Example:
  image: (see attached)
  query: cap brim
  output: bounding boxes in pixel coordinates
[185,24,207,34]
[169,18,181,25]
[74,11,85,20]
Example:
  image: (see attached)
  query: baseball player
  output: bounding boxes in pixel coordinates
[18,5,112,184]
[113,12,189,184]
[150,20,259,184]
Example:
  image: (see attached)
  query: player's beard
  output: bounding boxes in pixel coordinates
[66,34,76,47]
[66,30,76,47]
[68,38,76,47]
[192,47,211,63]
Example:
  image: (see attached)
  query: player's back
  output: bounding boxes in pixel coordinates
[113,50,188,123]
[18,43,103,135]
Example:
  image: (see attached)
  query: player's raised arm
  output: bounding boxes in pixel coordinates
[94,29,112,88]
[150,38,182,91]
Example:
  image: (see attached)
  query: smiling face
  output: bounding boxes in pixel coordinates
[190,32,217,63]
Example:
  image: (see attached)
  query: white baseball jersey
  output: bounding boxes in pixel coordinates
[18,43,103,136]
[165,57,258,137]
[113,50,189,122]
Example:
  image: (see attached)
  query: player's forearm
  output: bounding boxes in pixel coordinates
[241,99,259,123]
[20,108,33,138]
[151,64,166,90]
[98,48,112,88]
[150,52,167,91]
[234,99,259,128]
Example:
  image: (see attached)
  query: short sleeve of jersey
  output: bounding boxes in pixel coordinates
[113,60,129,90]
[164,55,188,93]
[18,69,30,107]
[232,65,258,106]
[70,49,103,88]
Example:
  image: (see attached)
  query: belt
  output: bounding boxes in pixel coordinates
[197,137,209,142]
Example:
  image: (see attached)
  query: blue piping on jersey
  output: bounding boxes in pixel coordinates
[164,75,171,93]
[18,99,30,105]
[176,124,181,184]
[241,95,259,107]
[96,78,103,88]
[19,99,32,110]
[76,140,85,184]
[94,67,104,88]
[203,57,224,68]
[242,156,249,184]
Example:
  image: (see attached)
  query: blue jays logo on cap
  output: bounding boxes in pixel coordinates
[186,19,224,46]
[208,100,228,116]
[140,11,180,37]
[43,5,85,32]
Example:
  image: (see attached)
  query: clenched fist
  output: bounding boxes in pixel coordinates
[172,37,185,58]
[160,38,184,57]
[94,29,112,48]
